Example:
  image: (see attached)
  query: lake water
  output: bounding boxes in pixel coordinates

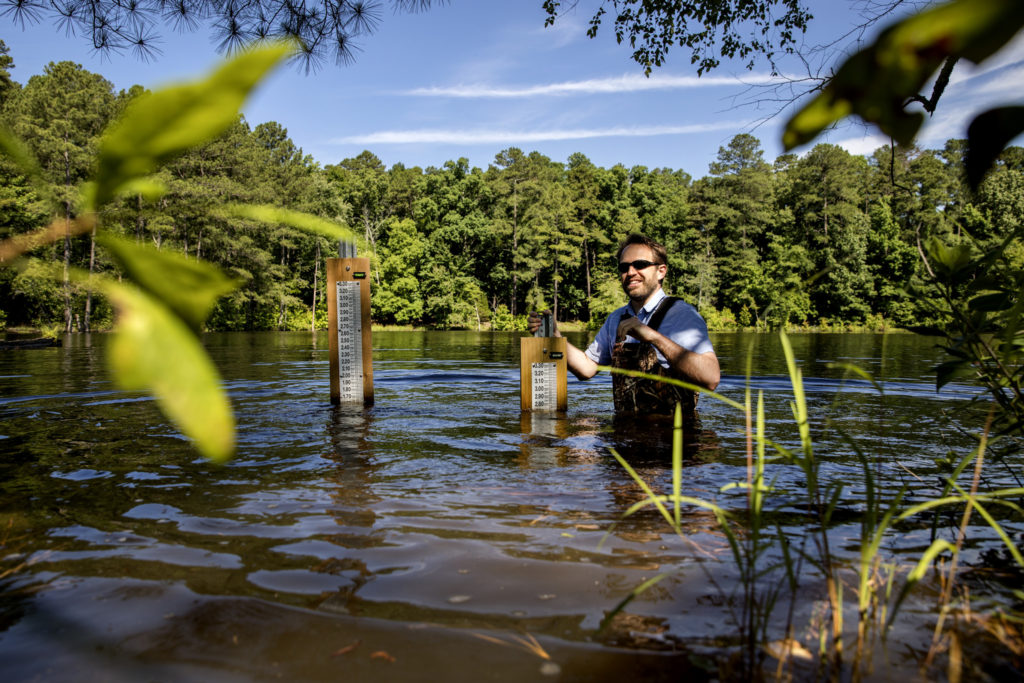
[0,331,1019,681]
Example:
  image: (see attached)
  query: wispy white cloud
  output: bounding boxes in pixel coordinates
[925,31,1024,126]
[946,30,1024,88]
[528,12,587,48]
[404,73,783,98]
[333,121,748,145]
[827,133,891,157]
[914,53,1024,146]
[917,100,978,146]
[948,60,1024,102]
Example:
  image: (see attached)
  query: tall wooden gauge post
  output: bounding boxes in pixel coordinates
[520,313,567,412]
[327,241,373,405]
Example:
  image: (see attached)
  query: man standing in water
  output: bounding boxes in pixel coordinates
[528,234,719,415]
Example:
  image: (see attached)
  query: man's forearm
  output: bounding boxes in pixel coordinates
[547,322,599,380]
[566,341,598,380]
[649,332,720,391]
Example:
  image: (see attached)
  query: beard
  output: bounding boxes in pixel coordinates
[622,273,661,304]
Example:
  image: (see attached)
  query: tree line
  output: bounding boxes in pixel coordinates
[3,43,1023,333]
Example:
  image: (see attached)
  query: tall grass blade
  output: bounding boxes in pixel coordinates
[608,447,676,530]
[598,573,669,632]
[779,331,813,466]
[948,481,1024,567]
[673,402,682,527]
[755,390,766,517]
[888,539,958,628]
[621,495,726,518]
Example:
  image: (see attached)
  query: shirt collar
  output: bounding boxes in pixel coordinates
[626,287,666,322]
[638,288,667,317]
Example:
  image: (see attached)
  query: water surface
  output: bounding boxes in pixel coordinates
[0,331,1017,680]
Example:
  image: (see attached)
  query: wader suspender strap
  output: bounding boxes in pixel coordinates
[616,296,679,342]
[645,296,678,333]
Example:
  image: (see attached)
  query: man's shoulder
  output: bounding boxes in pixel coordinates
[662,296,699,314]
[661,297,707,324]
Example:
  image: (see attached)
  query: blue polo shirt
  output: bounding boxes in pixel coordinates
[584,289,714,368]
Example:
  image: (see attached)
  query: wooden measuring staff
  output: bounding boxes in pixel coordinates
[326,240,374,405]
[520,312,567,412]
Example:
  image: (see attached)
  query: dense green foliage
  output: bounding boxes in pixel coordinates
[2,50,1023,334]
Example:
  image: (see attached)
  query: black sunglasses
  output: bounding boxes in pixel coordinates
[618,259,660,274]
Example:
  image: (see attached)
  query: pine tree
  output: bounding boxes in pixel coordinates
[4,61,117,331]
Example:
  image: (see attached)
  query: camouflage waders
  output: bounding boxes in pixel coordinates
[611,297,698,416]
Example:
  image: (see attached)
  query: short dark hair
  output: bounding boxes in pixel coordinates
[616,234,667,265]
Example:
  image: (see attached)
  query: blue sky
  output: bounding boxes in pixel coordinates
[3,1,1023,178]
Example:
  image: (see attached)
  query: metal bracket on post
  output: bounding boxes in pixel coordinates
[338,240,358,259]
[535,312,553,338]
[327,239,373,405]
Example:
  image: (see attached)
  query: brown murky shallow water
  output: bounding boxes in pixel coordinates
[1,331,1019,681]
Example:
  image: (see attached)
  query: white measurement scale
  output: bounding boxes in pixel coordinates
[335,281,364,403]
[531,362,558,411]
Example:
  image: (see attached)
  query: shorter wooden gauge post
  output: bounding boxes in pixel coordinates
[520,314,568,412]
[327,254,373,405]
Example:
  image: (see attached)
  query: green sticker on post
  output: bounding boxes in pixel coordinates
[353,272,366,279]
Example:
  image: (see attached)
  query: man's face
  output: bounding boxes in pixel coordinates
[619,244,666,305]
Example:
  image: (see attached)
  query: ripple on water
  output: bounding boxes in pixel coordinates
[51,468,114,481]
[247,568,359,595]
[0,331,1009,681]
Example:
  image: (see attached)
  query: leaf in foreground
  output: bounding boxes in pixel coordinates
[967,106,1024,190]
[98,234,239,330]
[223,204,358,242]
[87,40,295,210]
[102,281,234,462]
[783,0,1024,150]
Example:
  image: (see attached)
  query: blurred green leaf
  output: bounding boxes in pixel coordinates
[115,177,169,202]
[967,106,1024,190]
[926,237,974,279]
[938,345,971,360]
[905,325,946,337]
[935,359,975,389]
[98,234,238,330]
[80,177,168,206]
[100,280,234,462]
[87,41,295,210]
[969,291,1013,312]
[223,203,358,242]
[783,0,1024,150]
[971,273,1003,291]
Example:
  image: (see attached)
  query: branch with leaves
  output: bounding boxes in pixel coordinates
[0,0,439,71]
[542,0,813,75]
[783,0,1024,190]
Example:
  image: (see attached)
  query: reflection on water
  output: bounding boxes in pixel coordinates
[605,413,721,464]
[0,331,1015,680]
